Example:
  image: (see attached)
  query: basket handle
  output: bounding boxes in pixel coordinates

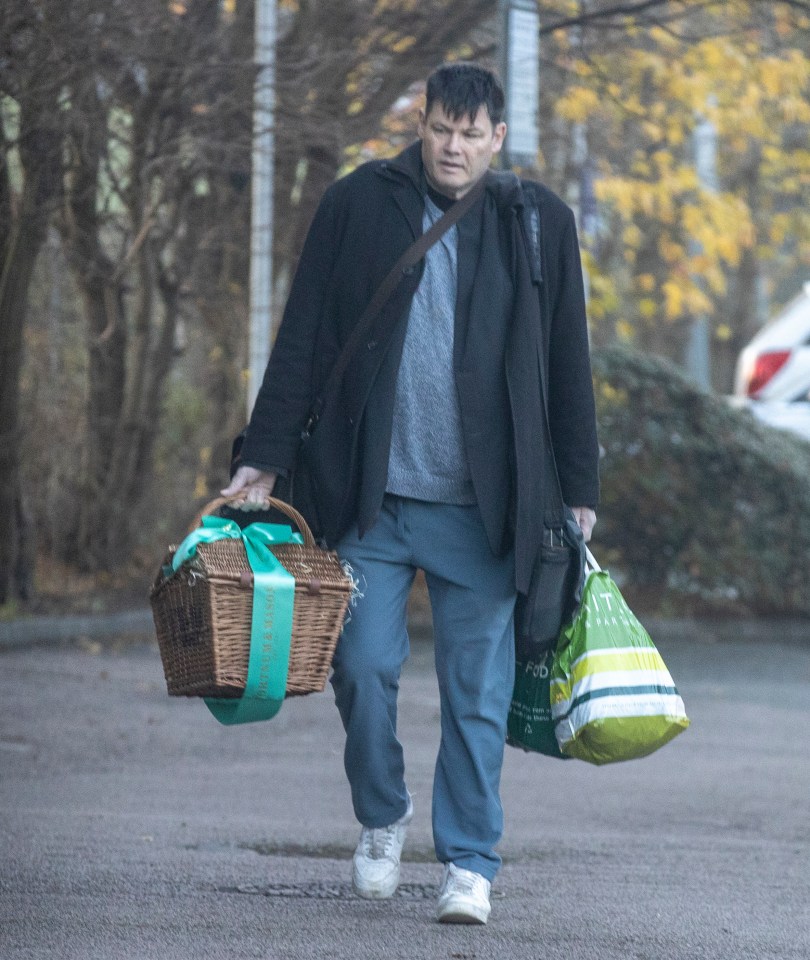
[189,495,317,549]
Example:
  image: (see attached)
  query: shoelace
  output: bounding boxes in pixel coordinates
[362,825,399,860]
[446,868,485,897]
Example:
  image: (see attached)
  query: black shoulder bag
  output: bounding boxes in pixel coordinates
[513,197,587,662]
[513,403,587,660]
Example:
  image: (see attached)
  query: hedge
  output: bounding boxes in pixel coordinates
[590,344,810,618]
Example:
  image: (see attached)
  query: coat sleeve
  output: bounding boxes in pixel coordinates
[239,186,340,472]
[546,209,600,508]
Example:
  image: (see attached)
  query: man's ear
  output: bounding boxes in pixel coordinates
[417,108,427,138]
[492,122,507,153]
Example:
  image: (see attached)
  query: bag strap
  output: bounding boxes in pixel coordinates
[515,197,568,528]
[537,349,568,528]
[303,175,487,435]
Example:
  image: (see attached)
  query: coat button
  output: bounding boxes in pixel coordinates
[367,340,377,350]
[402,265,416,276]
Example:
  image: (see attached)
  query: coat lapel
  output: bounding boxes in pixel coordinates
[454,185,513,367]
[390,180,423,240]
[452,191,484,364]
[379,141,425,240]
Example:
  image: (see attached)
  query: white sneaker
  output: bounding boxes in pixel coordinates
[436,863,492,924]
[351,795,413,899]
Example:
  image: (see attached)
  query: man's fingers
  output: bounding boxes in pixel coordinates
[221,466,260,498]
[245,485,271,505]
[220,467,277,509]
[572,507,596,543]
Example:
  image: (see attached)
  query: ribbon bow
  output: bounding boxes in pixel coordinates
[172,515,304,725]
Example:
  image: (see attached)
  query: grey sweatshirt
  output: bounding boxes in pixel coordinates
[385,193,476,505]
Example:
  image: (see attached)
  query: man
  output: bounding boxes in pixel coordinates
[223,62,599,924]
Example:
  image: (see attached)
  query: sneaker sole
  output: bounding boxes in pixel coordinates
[437,904,490,925]
[352,872,400,900]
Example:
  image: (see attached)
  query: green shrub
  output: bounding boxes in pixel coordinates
[591,344,810,617]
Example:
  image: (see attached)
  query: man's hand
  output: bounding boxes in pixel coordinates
[571,506,596,542]
[221,466,278,510]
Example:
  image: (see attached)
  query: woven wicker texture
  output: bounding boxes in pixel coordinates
[150,498,353,700]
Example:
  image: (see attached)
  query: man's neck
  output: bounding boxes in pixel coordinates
[426,182,456,212]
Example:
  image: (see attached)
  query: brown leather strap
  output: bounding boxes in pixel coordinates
[304,175,487,435]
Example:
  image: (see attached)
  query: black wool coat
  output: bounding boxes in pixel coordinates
[240,141,599,595]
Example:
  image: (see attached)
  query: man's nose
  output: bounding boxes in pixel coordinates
[444,132,462,153]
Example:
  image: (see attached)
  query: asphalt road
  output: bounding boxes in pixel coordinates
[1,629,809,959]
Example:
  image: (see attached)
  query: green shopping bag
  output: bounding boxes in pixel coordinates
[507,652,570,759]
[549,550,689,765]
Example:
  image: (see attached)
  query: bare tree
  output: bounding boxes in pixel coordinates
[1,0,256,584]
[1,0,501,590]
[4,0,803,600]
[271,0,496,303]
[0,3,64,601]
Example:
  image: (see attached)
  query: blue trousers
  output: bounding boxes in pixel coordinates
[331,495,516,881]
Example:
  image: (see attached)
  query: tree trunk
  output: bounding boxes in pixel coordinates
[69,258,181,571]
[0,219,37,602]
[69,271,129,569]
[721,144,764,394]
[0,136,55,602]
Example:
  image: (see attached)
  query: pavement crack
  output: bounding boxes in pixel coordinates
[238,841,436,863]
[216,880,436,900]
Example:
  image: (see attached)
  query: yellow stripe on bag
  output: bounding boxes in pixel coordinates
[567,647,668,683]
[549,649,670,708]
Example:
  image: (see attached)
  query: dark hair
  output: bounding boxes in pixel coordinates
[425,62,505,127]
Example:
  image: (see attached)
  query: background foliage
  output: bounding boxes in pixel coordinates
[540,2,810,390]
[593,344,810,617]
[2,0,809,615]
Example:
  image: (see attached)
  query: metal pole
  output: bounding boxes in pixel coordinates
[685,108,717,391]
[500,0,540,170]
[498,0,509,169]
[247,0,276,418]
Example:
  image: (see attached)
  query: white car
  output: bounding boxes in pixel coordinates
[733,281,810,442]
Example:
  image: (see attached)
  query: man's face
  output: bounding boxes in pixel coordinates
[418,102,507,200]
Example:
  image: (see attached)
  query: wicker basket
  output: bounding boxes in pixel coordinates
[150,495,353,699]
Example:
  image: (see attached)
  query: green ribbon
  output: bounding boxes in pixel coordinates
[172,515,303,725]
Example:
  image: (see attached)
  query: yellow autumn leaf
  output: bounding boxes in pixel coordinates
[662,280,684,319]
[555,86,600,124]
[659,238,684,265]
[623,224,643,248]
[715,324,732,342]
[391,36,416,54]
[639,297,657,320]
[616,320,635,342]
